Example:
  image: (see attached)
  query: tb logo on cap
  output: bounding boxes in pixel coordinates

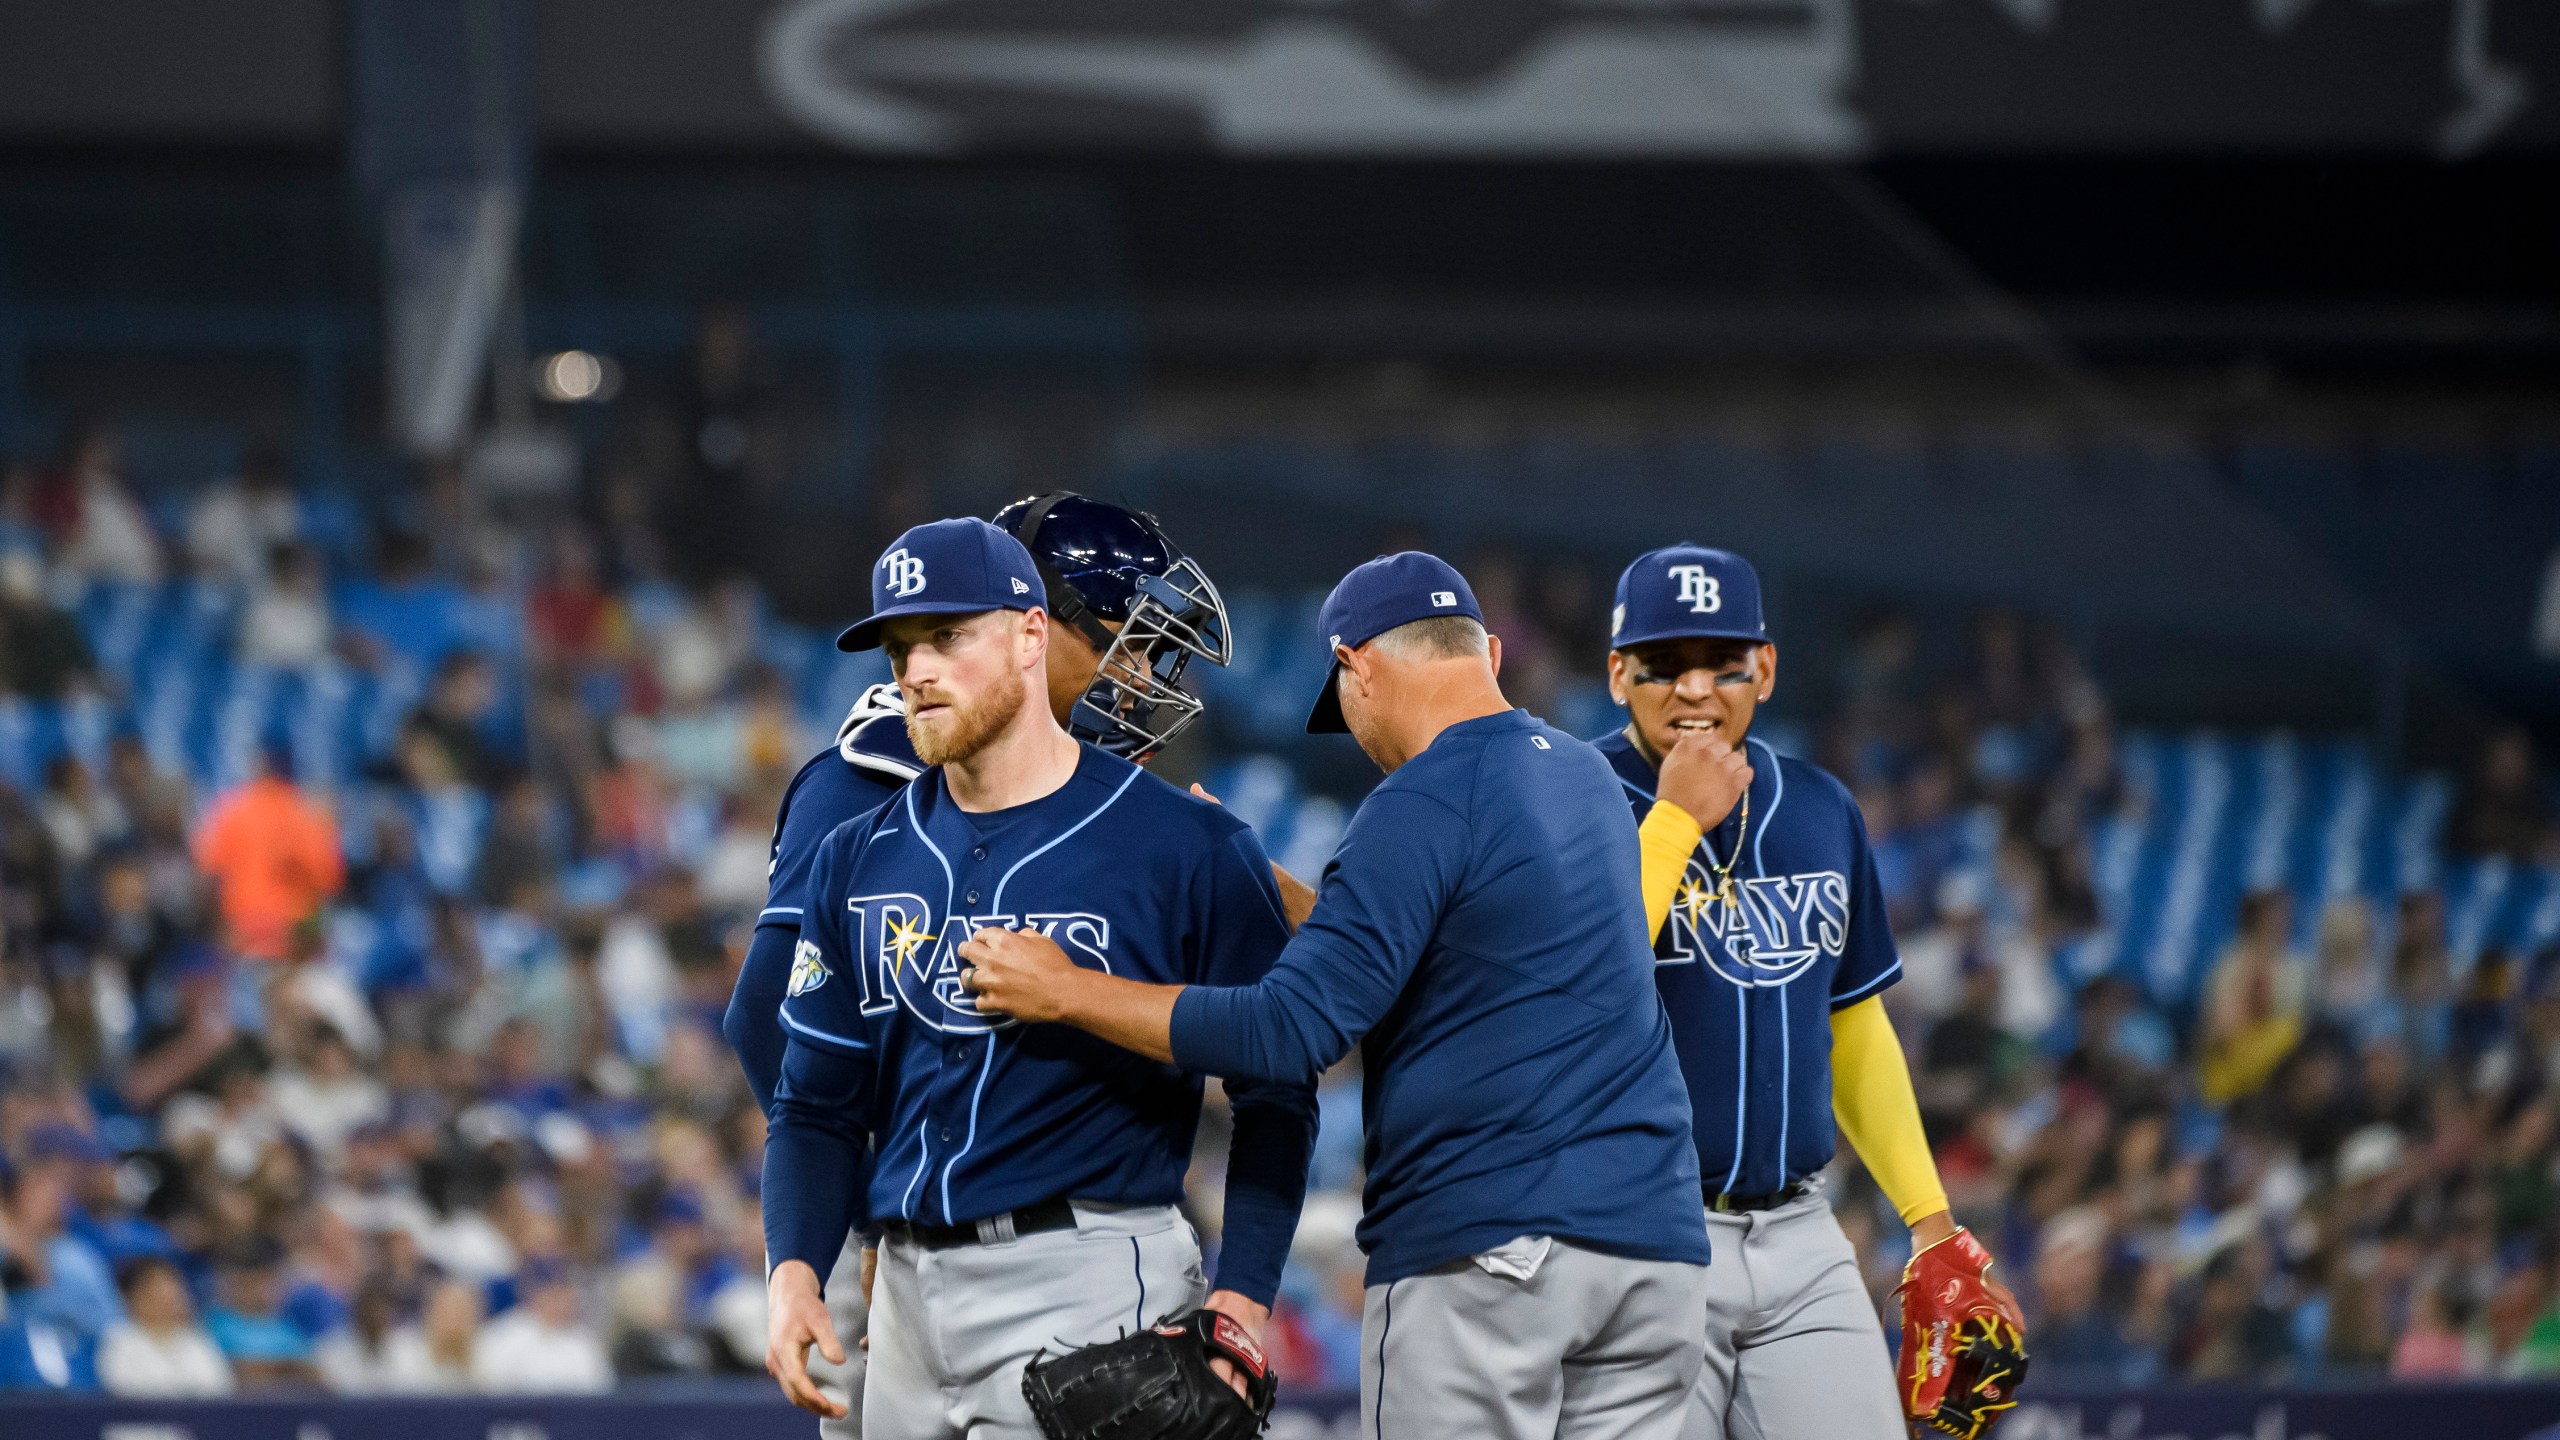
[880,548,928,598]
[1669,564,1721,614]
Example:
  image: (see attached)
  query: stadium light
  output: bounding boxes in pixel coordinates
[533,349,622,403]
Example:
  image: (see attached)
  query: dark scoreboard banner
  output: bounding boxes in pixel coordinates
[5,1382,2560,1440]
[0,0,2554,157]
[748,0,2560,158]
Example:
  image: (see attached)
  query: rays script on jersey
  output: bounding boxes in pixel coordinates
[842,894,1114,1034]
[1661,865,1849,988]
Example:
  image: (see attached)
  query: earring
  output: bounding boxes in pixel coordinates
[1758,694,1770,702]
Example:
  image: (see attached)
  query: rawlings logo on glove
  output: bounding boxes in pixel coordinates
[1895,1228,2028,1440]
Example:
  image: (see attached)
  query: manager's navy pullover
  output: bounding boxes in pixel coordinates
[1170,708,1709,1284]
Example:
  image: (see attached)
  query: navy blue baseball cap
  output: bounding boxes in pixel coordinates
[836,517,1047,652]
[1306,552,1483,734]
[1610,543,1768,651]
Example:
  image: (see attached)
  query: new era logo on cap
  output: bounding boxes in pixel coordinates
[1011,577,1030,595]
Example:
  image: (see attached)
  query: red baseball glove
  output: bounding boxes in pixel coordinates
[1895,1228,2028,1440]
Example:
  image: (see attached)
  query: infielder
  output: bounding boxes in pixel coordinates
[723,493,1252,1431]
[757,517,1317,1439]
[966,552,1713,1440]
[1596,544,2025,1440]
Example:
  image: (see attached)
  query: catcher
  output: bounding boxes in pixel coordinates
[1594,543,2029,1440]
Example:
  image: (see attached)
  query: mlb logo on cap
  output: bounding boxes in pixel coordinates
[837,517,1049,652]
[1305,552,1483,733]
[1611,543,1767,650]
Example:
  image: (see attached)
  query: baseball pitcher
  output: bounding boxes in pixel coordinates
[723,492,1270,1433]
[756,518,1317,1440]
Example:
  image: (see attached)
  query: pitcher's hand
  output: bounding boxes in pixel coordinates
[766,1260,848,1418]
[1202,1290,1270,1400]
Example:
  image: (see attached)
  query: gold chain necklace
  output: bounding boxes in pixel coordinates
[1703,786,1750,905]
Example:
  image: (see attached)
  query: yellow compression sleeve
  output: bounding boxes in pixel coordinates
[1828,995,1950,1226]
[1638,801,1705,942]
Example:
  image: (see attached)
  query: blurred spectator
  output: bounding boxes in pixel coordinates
[159,1039,287,1184]
[654,578,758,714]
[2201,890,2310,1104]
[38,757,124,872]
[2030,1207,2136,1379]
[673,306,776,584]
[0,552,96,699]
[201,1237,320,1389]
[703,1205,771,1372]
[472,1258,611,1393]
[474,775,563,906]
[391,719,490,898]
[97,1255,232,1397]
[186,443,302,586]
[51,428,162,586]
[528,528,614,675]
[2449,727,2554,861]
[2310,898,2384,1035]
[1919,949,2031,1122]
[2392,1278,2481,1378]
[237,541,332,669]
[2179,1240,2295,1381]
[269,1024,388,1164]
[336,530,461,673]
[415,1276,485,1392]
[416,651,508,788]
[192,736,344,961]
[586,716,670,871]
[2,1134,124,1342]
[608,1190,717,1375]
[316,1275,459,1394]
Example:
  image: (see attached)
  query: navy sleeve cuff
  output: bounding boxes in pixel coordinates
[1210,1079,1318,1308]
[1169,984,1235,1074]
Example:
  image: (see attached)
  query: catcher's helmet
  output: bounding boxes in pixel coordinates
[990,492,1232,763]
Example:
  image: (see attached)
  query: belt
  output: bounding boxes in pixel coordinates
[880,1196,1078,1250]
[1707,1180,1810,1213]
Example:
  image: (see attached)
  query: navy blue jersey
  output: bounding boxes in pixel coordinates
[1592,728,1902,1197]
[723,684,922,1112]
[1171,709,1709,1285]
[762,744,1317,1305]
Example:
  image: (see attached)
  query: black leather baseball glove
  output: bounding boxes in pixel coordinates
[1022,1307,1277,1440]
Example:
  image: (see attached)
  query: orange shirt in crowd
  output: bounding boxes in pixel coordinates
[191,775,344,961]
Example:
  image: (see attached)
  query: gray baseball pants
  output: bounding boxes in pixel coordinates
[863,1202,1205,1440]
[1359,1237,1710,1440]
[1682,1188,1903,1440]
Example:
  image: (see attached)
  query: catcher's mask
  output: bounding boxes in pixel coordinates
[992,491,1232,764]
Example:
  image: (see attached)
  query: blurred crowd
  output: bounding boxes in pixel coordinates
[1799,614,2560,1390]
[0,404,2557,1400]
[0,417,812,1396]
